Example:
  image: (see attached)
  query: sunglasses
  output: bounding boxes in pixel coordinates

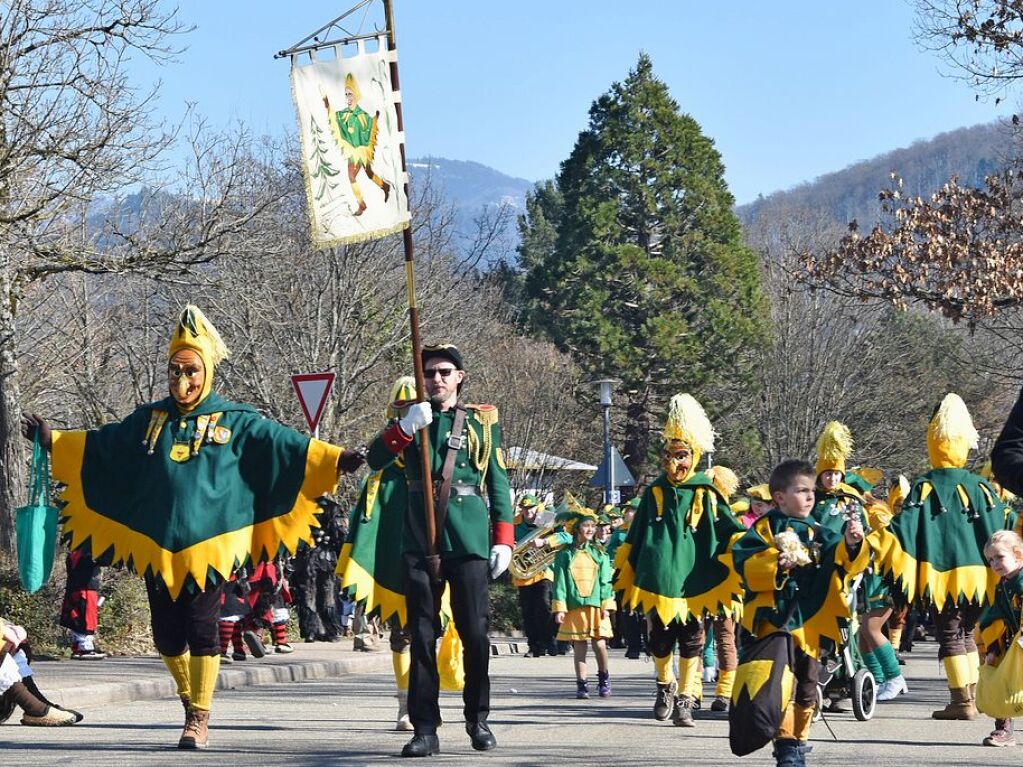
[425,367,456,379]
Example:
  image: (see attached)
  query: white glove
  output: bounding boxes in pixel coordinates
[398,402,433,436]
[489,544,513,579]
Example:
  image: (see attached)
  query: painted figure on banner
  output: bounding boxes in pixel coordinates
[291,36,410,248]
[323,73,391,217]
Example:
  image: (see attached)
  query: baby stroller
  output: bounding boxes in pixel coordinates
[814,573,876,721]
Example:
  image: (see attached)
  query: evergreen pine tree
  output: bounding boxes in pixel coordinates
[519,54,768,481]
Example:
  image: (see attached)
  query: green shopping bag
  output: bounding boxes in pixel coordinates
[15,434,59,593]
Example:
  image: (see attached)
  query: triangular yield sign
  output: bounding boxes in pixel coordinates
[291,372,336,433]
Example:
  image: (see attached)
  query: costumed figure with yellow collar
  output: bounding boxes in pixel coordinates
[868,393,1009,720]
[613,394,745,727]
[730,459,868,766]
[337,375,463,733]
[20,306,364,750]
[322,73,392,217]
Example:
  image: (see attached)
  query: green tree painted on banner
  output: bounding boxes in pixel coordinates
[517,54,768,482]
[308,115,341,201]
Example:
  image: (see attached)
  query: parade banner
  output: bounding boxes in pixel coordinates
[291,36,409,248]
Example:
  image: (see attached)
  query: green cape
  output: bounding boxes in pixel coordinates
[337,461,409,625]
[869,468,1008,610]
[613,471,744,625]
[52,392,341,598]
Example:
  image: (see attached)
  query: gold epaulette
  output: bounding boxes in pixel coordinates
[467,403,499,427]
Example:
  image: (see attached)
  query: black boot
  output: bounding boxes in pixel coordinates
[467,721,497,751]
[401,733,440,758]
[773,738,807,767]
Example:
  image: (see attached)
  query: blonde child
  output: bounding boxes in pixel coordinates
[551,507,615,699]
[978,530,1023,747]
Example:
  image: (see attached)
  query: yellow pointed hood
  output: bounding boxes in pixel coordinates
[167,305,229,409]
[927,394,978,469]
[815,421,852,476]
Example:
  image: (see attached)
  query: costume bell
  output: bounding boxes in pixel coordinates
[613,393,744,727]
[21,305,363,749]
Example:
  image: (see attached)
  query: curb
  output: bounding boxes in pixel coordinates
[46,653,393,710]
[45,640,524,709]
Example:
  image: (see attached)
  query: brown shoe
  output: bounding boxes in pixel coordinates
[710,696,729,712]
[178,708,210,749]
[21,706,77,726]
[932,687,977,720]
[672,695,696,727]
[653,681,677,721]
[984,719,1016,747]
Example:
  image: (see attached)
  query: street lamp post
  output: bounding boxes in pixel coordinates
[593,379,621,506]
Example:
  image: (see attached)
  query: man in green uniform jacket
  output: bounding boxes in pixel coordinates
[366,344,513,758]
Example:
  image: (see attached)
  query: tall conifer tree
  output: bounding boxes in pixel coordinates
[519,54,767,480]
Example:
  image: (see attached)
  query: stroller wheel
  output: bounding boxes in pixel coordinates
[852,668,876,721]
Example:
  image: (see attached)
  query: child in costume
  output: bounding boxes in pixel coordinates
[977,529,1023,747]
[870,393,1009,720]
[732,459,866,767]
[614,393,745,727]
[810,422,908,703]
[703,465,743,711]
[551,505,615,699]
[60,550,106,660]
[20,305,364,749]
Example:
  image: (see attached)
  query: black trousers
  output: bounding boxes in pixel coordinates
[647,614,705,659]
[517,580,553,651]
[404,553,490,734]
[295,563,341,639]
[145,575,224,657]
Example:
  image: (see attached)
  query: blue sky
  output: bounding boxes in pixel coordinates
[136,1,1013,204]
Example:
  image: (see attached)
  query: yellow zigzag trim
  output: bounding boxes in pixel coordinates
[337,542,408,627]
[53,430,339,600]
[614,542,690,624]
[868,527,997,610]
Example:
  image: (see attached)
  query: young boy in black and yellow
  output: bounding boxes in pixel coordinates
[732,459,866,767]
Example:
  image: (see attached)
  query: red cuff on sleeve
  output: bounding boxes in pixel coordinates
[492,521,515,548]
[382,422,414,455]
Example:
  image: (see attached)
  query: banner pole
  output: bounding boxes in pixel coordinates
[383,0,441,581]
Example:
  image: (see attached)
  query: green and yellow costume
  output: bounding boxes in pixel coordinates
[53,309,345,599]
[614,470,744,624]
[48,306,354,739]
[733,509,869,659]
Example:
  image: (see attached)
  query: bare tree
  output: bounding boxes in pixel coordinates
[916,0,1023,97]
[0,1,288,550]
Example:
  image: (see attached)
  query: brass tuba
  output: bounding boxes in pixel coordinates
[509,507,560,580]
[508,523,558,580]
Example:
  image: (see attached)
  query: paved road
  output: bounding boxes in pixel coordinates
[0,643,1016,766]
